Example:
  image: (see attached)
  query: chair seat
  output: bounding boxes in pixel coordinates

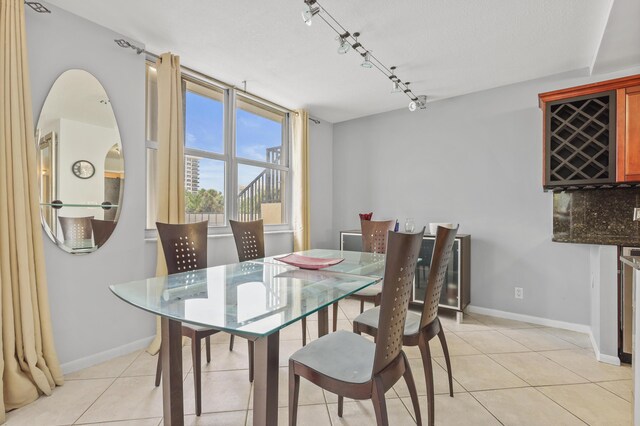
[354,307,421,336]
[290,330,375,384]
[353,282,383,297]
[183,323,215,333]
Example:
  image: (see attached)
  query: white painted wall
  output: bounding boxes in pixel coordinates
[332,66,640,327]
[57,118,120,221]
[27,4,154,369]
[309,118,334,249]
[27,3,294,371]
[590,245,620,361]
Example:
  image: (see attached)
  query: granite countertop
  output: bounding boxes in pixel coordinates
[620,256,640,270]
[554,236,640,246]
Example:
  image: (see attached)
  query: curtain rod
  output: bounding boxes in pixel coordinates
[115,39,299,116]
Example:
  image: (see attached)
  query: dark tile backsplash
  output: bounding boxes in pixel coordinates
[553,188,640,246]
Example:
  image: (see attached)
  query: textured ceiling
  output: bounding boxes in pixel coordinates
[592,0,640,74]
[45,0,615,123]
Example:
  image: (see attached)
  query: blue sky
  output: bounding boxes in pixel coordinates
[185,91,282,194]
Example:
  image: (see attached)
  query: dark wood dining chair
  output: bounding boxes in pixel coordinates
[289,229,424,426]
[228,219,266,382]
[353,225,459,426]
[58,216,94,242]
[90,218,116,248]
[331,219,395,331]
[154,220,216,416]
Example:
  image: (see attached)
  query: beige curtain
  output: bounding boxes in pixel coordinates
[0,0,64,421]
[292,110,311,251]
[147,53,186,355]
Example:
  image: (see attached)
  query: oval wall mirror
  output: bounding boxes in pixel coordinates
[36,69,124,254]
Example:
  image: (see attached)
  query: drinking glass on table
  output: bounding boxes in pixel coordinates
[405,218,415,233]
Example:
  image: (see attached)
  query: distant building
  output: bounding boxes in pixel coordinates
[185,156,200,193]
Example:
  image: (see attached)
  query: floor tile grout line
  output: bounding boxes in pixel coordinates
[118,349,150,378]
[466,390,506,426]
[324,399,334,426]
[533,350,608,383]
[456,328,537,352]
[493,327,582,352]
[533,385,602,425]
[70,376,118,425]
[590,381,634,404]
[534,327,594,348]
[485,352,591,388]
[75,415,163,425]
[396,392,418,424]
[244,381,253,426]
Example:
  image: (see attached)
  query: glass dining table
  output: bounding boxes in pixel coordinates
[110,249,385,426]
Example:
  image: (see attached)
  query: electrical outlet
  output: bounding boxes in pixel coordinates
[634,207,640,221]
[515,287,524,299]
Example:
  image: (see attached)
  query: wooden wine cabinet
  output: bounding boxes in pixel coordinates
[539,74,640,190]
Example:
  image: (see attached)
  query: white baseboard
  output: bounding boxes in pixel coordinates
[465,305,591,333]
[465,305,621,366]
[589,330,621,366]
[60,335,155,375]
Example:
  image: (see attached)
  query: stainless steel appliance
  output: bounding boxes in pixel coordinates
[620,247,640,363]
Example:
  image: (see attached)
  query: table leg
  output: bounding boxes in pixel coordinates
[317,307,329,337]
[161,318,184,426]
[253,332,280,426]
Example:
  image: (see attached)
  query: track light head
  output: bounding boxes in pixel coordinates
[302,2,320,26]
[336,34,351,54]
[361,51,373,68]
[408,95,427,112]
[390,66,401,92]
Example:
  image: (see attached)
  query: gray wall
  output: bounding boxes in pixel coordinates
[309,118,334,249]
[332,67,640,326]
[27,4,154,368]
[27,4,293,370]
[590,245,619,359]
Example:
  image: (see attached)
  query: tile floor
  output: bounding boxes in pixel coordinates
[5,300,633,425]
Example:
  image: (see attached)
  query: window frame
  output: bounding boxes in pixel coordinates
[145,61,293,236]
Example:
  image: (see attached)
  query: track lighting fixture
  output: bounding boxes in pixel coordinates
[25,1,51,13]
[302,0,320,26]
[390,66,402,93]
[408,95,427,112]
[361,51,373,68]
[301,0,427,111]
[336,33,351,54]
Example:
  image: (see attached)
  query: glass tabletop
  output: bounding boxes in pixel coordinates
[257,249,386,277]
[110,261,381,337]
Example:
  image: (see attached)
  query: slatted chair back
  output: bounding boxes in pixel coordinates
[372,228,425,375]
[420,225,459,328]
[59,216,94,242]
[360,219,395,254]
[229,219,265,261]
[156,221,208,275]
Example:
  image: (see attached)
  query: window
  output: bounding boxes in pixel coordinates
[184,80,226,226]
[145,63,291,232]
[235,95,288,225]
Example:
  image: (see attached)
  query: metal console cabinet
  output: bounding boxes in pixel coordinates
[340,230,471,321]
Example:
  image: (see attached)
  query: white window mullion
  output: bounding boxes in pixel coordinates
[227,88,238,223]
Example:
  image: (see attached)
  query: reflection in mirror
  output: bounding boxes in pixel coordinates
[36,69,124,254]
